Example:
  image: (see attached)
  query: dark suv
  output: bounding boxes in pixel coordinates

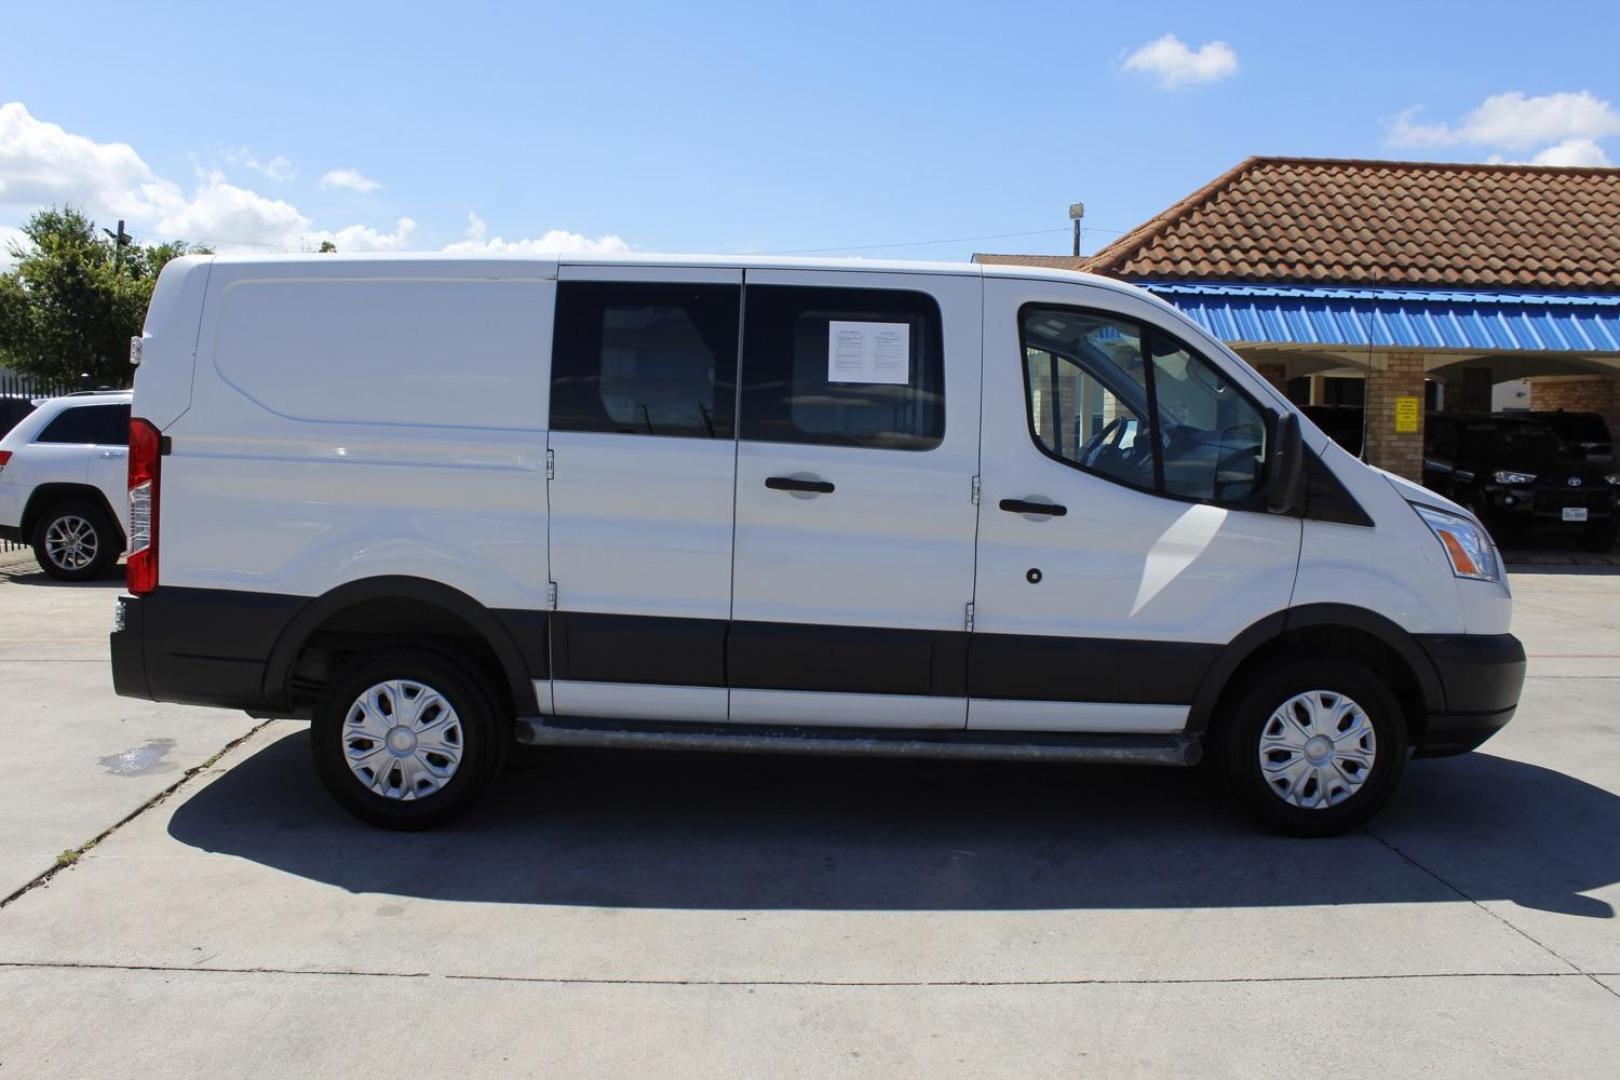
[1530,410,1612,464]
[1424,414,1620,551]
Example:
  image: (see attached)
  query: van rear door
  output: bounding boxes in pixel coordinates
[545,266,743,722]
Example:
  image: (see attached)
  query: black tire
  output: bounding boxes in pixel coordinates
[1577,520,1618,553]
[31,498,120,582]
[311,647,508,830]
[1221,658,1407,837]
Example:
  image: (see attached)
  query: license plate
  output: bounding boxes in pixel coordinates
[1563,507,1589,522]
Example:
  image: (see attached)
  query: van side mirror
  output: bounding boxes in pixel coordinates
[1266,412,1307,515]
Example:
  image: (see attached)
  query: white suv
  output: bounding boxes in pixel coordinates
[0,390,132,581]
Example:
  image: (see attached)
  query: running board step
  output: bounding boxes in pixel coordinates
[515,716,1200,766]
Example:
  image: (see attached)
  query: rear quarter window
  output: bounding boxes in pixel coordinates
[35,404,130,445]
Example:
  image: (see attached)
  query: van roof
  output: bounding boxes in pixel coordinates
[199,250,1147,292]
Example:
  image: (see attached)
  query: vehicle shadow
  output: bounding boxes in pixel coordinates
[168,731,1620,917]
[0,567,124,588]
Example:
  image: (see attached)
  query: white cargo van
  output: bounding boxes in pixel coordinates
[110,254,1525,834]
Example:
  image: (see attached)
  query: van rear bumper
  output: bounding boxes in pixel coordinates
[110,589,300,711]
[1412,632,1526,757]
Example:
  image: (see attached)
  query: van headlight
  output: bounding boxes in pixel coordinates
[1413,505,1501,582]
[1493,470,1536,485]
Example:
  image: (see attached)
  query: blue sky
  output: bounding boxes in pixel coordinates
[3,0,1619,266]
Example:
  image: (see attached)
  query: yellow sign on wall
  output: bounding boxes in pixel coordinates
[1394,396,1421,434]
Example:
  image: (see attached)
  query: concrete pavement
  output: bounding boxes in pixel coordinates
[0,564,1617,1077]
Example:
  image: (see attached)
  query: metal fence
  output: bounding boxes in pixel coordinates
[1,371,78,554]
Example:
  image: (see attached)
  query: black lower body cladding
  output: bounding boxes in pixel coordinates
[1412,632,1526,756]
[111,585,1527,760]
[112,588,304,710]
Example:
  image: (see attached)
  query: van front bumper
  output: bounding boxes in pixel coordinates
[1413,632,1526,757]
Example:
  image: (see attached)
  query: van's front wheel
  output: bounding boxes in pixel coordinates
[311,647,507,830]
[1222,658,1407,837]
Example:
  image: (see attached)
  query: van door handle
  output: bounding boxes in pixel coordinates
[999,498,1067,517]
[98,450,128,459]
[765,476,835,494]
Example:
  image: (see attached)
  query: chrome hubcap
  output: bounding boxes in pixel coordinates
[1258,690,1377,810]
[44,515,98,571]
[342,679,463,800]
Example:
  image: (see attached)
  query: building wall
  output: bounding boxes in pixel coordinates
[1531,375,1620,440]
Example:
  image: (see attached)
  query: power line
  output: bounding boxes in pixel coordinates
[118,221,1138,259]
[742,223,1133,257]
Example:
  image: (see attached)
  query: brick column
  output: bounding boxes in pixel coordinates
[1530,374,1620,442]
[1363,352,1427,480]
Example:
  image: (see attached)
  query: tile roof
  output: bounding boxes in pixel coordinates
[982,157,1620,292]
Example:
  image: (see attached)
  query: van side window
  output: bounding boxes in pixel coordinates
[740,286,944,450]
[35,404,131,446]
[1019,306,1270,505]
[550,282,739,438]
[1149,338,1267,502]
[1023,314,1155,490]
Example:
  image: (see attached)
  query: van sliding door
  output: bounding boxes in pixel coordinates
[726,269,983,728]
[544,266,742,722]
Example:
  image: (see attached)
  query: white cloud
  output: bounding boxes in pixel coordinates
[326,217,418,252]
[0,102,628,258]
[441,211,629,256]
[320,168,382,193]
[0,101,168,219]
[224,148,295,182]
[1122,34,1238,89]
[1530,138,1611,167]
[1391,91,1620,155]
[148,170,309,249]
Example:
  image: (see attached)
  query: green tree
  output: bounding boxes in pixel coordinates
[0,207,208,386]
[317,239,337,253]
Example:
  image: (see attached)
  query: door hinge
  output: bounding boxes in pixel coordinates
[970,475,981,505]
[546,582,558,609]
[964,601,975,632]
[545,449,555,480]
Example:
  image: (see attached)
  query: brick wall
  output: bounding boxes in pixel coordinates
[1530,375,1620,441]
[1362,352,1426,480]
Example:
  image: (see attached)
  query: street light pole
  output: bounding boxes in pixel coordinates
[102,219,132,273]
[1068,202,1085,257]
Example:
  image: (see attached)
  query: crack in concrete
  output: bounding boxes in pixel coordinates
[1,961,1615,991]
[1362,825,1620,1002]
[0,960,427,979]
[0,721,274,909]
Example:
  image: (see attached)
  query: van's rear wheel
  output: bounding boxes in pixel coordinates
[1222,658,1407,837]
[32,498,119,581]
[311,647,507,830]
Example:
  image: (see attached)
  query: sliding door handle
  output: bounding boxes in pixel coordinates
[766,476,835,494]
[999,498,1066,517]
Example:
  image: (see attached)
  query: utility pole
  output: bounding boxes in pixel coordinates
[102,219,133,272]
[1068,202,1085,257]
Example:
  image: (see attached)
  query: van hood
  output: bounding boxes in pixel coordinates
[1373,466,1471,519]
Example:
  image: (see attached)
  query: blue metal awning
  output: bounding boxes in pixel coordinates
[1144,281,1620,353]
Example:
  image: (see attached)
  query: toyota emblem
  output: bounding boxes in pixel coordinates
[1568,477,1583,487]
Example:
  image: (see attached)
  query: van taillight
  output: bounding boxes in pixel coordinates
[127,418,161,595]
[0,450,11,474]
